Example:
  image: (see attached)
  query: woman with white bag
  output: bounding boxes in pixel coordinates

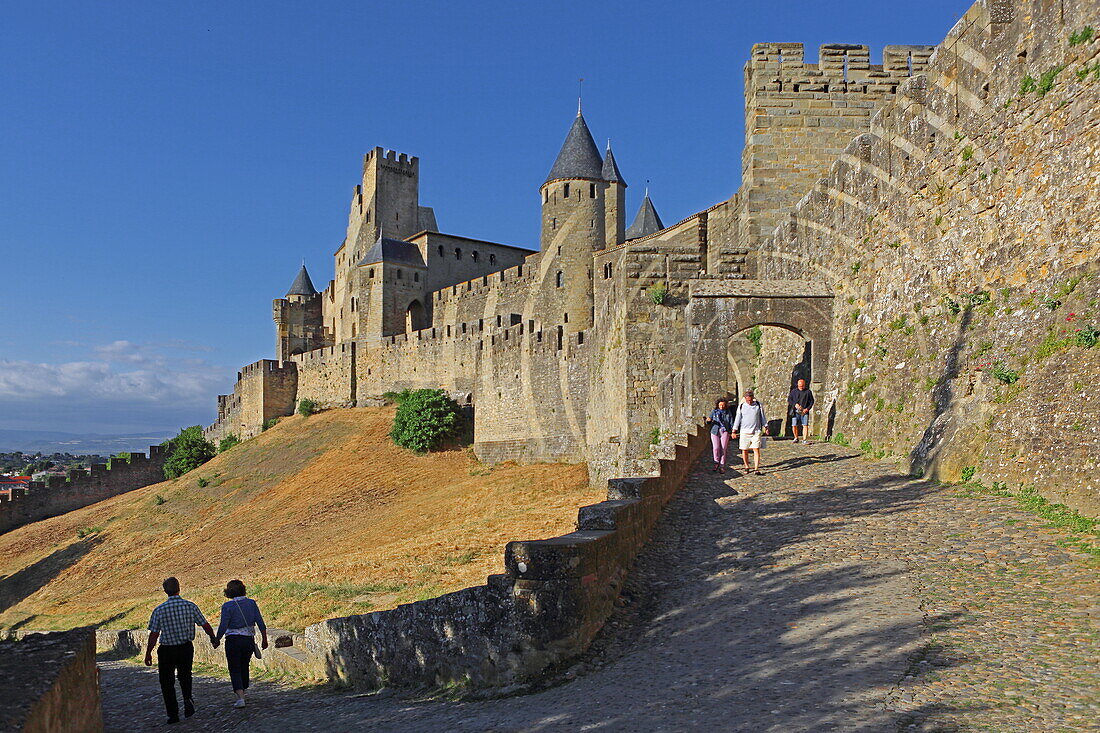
[213,579,269,708]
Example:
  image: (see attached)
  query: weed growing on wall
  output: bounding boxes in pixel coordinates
[1069,26,1095,46]
[390,389,462,453]
[646,283,669,305]
[162,426,215,479]
[990,364,1021,385]
[1075,325,1100,348]
[745,325,763,356]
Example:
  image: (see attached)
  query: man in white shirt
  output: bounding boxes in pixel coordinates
[732,389,769,475]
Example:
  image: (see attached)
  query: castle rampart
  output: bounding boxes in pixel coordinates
[0,445,167,535]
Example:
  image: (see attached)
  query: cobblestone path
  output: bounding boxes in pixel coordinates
[100,442,1099,732]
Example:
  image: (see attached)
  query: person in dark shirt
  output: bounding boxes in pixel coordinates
[787,378,815,444]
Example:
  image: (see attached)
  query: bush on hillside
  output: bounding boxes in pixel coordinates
[217,434,240,453]
[297,398,317,416]
[382,389,414,405]
[389,389,462,453]
[163,426,216,479]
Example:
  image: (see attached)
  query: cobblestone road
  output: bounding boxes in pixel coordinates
[100,442,1099,732]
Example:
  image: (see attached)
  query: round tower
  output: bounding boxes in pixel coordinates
[540,110,605,332]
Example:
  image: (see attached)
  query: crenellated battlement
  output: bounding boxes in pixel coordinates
[0,445,168,534]
[363,146,419,176]
[748,43,934,83]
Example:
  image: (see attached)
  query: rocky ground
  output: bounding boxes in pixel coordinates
[100,442,1099,732]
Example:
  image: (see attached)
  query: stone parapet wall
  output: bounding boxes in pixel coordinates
[0,629,102,733]
[292,342,357,409]
[204,359,298,444]
[755,0,1100,512]
[0,446,167,535]
[303,423,709,690]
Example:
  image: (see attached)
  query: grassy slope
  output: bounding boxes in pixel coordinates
[0,408,599,631]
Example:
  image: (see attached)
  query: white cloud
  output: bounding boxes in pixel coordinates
[0,341,230,433]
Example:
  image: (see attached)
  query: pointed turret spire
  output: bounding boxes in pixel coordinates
[286,264,317,296]
[625,193,665,240]
[545,112,604,184]
[601,140,626,185]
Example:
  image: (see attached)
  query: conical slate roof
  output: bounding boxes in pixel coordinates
[287,265,317,296]
[545,113,604,184]
[601,143,626,185]
[625,194,665,240]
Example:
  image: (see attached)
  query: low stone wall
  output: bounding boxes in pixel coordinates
[304,424,709,690]
[0,629,102,733]
[93,629,313,678]
[0,447,167,535]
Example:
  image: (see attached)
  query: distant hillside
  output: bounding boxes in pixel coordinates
[0,429,174,455]
[0,408,598,632]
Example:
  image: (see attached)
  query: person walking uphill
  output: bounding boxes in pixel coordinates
[214,579,268,708]
[706,398,736,473]
[145,577,217,724]
[788,378,815,444]
[732,390,769,475]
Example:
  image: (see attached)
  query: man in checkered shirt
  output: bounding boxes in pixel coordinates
[144,577,217,724]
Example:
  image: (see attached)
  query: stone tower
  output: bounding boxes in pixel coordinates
[540,111,606,332]
[601,142,626,248]
[273,264,327,360]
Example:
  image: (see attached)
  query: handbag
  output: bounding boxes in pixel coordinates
[231,597,262,660]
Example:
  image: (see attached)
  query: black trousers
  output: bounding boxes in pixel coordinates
[156,641,194,719]
[225,635,255,691]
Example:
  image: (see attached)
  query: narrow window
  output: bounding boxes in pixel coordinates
[396,269,402,279]
[842,54,849,82]
[489,253,496,264]
[438,245,444,257]
[556,271,563,287]
[589,183,595,198]
[455,248,462,260]
[578,332,584,345]
[564,312,569,323]
[395,211,400,221]
[496,315,502,327]
[552,218,557,230]
[369,268,374,278]
[472,251,479,262]
[556,326,563,350]
[907,51,913,76]
[564,183,570,198]
[365,209,371,223]
[544,189,549,203]
[414,272,419,282]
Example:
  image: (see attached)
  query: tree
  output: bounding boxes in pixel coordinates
[163,426,216,479]
[390,389,462,453]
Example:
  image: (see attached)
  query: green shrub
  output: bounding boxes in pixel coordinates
[990,364,1020,385]
[106,452,132,470]
[382,389,414,405]
[217,434,240,453]
[943,296,961,315]
[77,525,104,539]
[960,145,974,161]
[261,417,279,432]
[1075,325,1100,349]
[962,290,990,306]
[745,326,763,356]
[961,465,976,482]
[162,426,216,479]
[152,494,167,506]
[831,433,850,447]
[297,398,317,416]
[390,389,462,453]
[197,476,210,488]
[1019,75,1037,94]
[646,283,669,305]
[648,427,661,445]
[1036,65,1065,96]
[1069,26,1095,46]
[859,439,874,454]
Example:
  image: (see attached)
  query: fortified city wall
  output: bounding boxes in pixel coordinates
[754,0,1100,513]
[0,446,167,535]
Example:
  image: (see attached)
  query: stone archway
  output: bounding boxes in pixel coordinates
[686,279,834,435]
[405,299,428,332]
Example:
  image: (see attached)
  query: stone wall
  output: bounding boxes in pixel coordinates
[0,629,102,733]
[292,342,357,410]
[204,359,298,443]
[755,0,1100,513]
[302,424,709,690]
[0,446,167,535]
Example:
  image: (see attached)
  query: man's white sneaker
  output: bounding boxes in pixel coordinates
[233,699,246,708]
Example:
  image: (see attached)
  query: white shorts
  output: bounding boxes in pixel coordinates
[739,431,765,450]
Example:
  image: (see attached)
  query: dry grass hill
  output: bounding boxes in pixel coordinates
[0,407,599,632]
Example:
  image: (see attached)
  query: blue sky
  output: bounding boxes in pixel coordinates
[1,0,969,435]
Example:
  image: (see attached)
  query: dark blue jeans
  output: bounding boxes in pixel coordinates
[225,635,255,691]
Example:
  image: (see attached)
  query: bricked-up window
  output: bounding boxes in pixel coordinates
[556,271,563,287]
[455,248,462,260]
[589,183,595,198]
[564,183,570,198]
